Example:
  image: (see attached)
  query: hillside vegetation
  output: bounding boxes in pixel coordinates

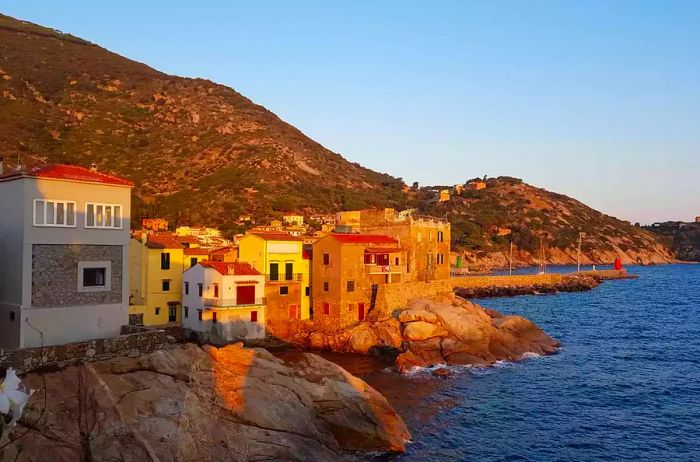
[0,14,675,265]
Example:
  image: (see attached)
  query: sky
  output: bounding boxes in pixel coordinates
[3,1,699,224]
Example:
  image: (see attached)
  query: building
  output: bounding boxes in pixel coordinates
[0,164,132,348]
[238,232,310,324]
[311,233,406,330]
[467,180,487,190]
[438,189,450,202]
[142,218,169,231]
[696,216,700,224]
[336,208,451,282]
[454,184,464,195]
[182,262,266,343]
[282,212,304,227]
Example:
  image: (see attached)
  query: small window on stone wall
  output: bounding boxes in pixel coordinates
[77,261,111,293]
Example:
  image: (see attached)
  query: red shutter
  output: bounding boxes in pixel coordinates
[237,286,256,305]
[358,303,365,321]
[250,310,258,322]
[323,303,330,315]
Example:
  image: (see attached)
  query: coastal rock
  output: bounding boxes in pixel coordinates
[398,308,438,324]
[4,343,410,461]
[347,323,380,353]
[402,321,449,341]
[373,319,403,349]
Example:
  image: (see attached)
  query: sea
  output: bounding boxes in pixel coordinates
[324,264,700,461]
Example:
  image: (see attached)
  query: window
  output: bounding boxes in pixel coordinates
[323,253,330,265]
[395,257,400,265]
[197,309,203,321]
[437,231,444,243]
[346,280,355,292]
[77,261,111,292]
[33,199,76,227]
[279,286,289,295]
[184,282,189,295]
[85,203,122,229]
[161,253,171,270]
[322,303,330,315]
[213,284,219,298]
[305,286,310,296]
[251,310,258,322]
[184,306,189,318]
[197,283,203,296]
[437,253,445,265]
[323,281,329,292]
[9,311,15,322]
[155,307,161,315]
[190,257,198,267]
[162,280,170,291]
[212,311,217,324]
[269,262,279,281]
[285,262,293,280]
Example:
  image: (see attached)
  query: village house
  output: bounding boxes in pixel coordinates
[282,212,304,227]
[438,189,451,202]
[176,225,230,248]
[238,232,311,327]
[142,218,169,231]
[0,164,132,348]
[311,233,406,331]
[467,180,487,190]
[336,208,451,282]
[182,261,266,343]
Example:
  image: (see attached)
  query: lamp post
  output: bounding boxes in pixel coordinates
[509,238,513,276]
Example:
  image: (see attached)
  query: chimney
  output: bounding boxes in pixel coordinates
[90,162,98,172]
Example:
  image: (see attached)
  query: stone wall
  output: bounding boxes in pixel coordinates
[0,328,175,374]
[449,273,563,288]
[31,244,123,307]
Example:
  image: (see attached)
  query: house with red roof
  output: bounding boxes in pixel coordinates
[0,163,133,348]
[311,232,408,331]
[182,261,266,342]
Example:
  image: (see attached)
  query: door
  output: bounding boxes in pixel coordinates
[285,262,294,281]
[358,303,365,322]
[269,263,279,281]
[237,285,256,305]
[168,304,177,323]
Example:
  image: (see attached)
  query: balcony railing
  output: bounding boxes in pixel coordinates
[203,297,266,308]
[266,273,303,282]
[365,264,407,275]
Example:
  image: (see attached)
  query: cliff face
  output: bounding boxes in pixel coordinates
[412,177,675,266]
[2,344,410,461]
[645,223,700,262]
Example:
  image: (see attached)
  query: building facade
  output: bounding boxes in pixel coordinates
[335,208,451,282]
[182,262,266,343]
[0,164,132,348]
[311,233,406,331]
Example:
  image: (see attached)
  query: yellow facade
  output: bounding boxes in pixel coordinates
[128,237,185,326]
[238,233,310,321]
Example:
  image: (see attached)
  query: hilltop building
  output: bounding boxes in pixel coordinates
[467,180,487,190]
[282,212,304,227]
[0,164,132,348]
[696,216,700,223]
[182,262,266,343]
[311,234,406,330]
[438,189,450,202]
[336,208,451,282]
[142,218,169,231]
[238,232,311,328]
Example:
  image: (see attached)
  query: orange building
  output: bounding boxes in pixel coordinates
[467,180,487,190]
[335,208,451,282]
[312,233,407,331]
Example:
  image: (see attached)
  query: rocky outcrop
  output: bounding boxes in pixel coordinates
[2,343,410,461]
[292,296,560,374]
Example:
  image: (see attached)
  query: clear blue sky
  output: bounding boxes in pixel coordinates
[4,1,699,224]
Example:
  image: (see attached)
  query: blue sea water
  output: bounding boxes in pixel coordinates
[335,265,700,461]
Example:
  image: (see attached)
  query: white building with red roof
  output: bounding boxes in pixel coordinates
[182,261,267,342]
[0,163,133,348]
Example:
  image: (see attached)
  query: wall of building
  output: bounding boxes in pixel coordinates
[0,179,26,348]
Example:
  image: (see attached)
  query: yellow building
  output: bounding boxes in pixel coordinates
[282,212,304,227]
[129,233,187,326]
[238,232,310,326]
[438,189,450,202]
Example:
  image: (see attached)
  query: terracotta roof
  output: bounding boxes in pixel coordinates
[199,261,261,276]
[0,164,133,187]
[210,246,236,255]
[329,233,399,245]
[176,235,200,244]
[248,232,303,242]
[145,233,185,249]
[184,247,210,255]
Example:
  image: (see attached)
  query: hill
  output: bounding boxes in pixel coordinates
[0,13,406,233]
[644,222,700,262]
[0,14,675,265]
[410,177,675,266]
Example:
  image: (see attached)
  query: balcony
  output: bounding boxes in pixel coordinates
[266,273,303,282]
[202,297,266,308]
[364,264,407,275]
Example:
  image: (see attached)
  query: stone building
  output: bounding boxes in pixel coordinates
[311,233,406,331]
[335,208,451,282]
[0,164,132,348]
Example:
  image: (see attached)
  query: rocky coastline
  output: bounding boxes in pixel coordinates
[3,343,410,461]
[454,274,601,299]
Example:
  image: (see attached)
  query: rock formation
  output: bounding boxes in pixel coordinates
[292,296,560,373]
[1,343,410,461]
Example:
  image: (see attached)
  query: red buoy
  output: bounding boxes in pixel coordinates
[614,257,622,270]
